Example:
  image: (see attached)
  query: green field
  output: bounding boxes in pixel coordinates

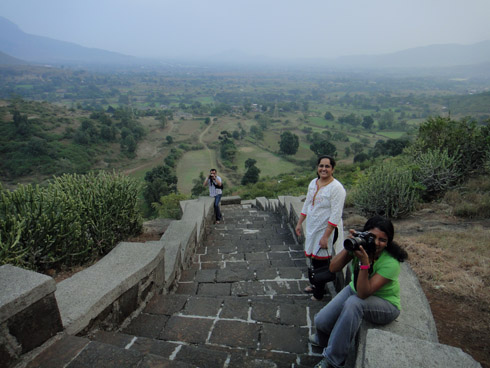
[176,149,218,194]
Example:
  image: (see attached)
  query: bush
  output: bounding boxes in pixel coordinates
[352,161,420,218]
[410,148,463,201]
[152,193,189,219]
[444,175,490,219]
[0,172,142,271]
[412,116,489,175]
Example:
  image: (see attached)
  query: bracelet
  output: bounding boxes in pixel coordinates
[360,264,370,270]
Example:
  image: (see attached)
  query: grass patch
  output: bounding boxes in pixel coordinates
[402,227,489,302]
[236,145,298,178]
[378,131,406,139]
[176,149,217,194]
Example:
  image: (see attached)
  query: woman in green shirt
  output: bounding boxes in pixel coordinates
[311,216,408,368]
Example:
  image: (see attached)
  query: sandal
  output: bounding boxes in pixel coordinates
[303,285,315,293]
[311,295,323,301]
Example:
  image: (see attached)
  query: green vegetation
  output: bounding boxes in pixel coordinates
[0,172,141,272]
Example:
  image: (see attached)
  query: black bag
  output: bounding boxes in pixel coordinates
[210,179,223,190]
[307,228,338,285]
[308,258,336,285]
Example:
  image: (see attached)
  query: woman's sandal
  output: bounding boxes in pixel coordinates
[303,285,315,293]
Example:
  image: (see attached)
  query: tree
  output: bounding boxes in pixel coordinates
[204,117,211,125]
[245,158,257,169]
[191,172,208,197]
[157,113,167,128]
[324,111,334,121]
[166,135,173,144]
[362,115,374,130]
[143,165,178,209]
[250,125,263,140]
[121,134,136,153]
[241,165,260,185]
[13,110,31,136]
[279,131,299,155]
[219,135,237,163]
[310,139,337,157]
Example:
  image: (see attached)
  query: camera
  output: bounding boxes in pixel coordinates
[344,231,376,254]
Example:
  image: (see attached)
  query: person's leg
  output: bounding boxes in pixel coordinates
[314,286,355,347]
[322,295,399,367]
[214,194,222,221]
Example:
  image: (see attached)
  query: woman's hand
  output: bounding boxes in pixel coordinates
[354,246,370,266]
[295,223,302,237]
[319,234,329,249]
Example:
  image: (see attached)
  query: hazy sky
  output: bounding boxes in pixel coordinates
[1,0,490,60]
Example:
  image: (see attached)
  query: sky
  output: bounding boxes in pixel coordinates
[1,0,490,61]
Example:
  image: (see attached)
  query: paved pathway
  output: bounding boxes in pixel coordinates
[27,204,333,368]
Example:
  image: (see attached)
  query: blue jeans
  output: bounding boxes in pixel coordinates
[214,194,222,221]
[314,285,400,368]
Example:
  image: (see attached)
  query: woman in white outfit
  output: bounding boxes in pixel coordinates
[295,155,346,301]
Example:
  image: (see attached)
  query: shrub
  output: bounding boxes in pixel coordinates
[0,172,142,271]
[444,175,490,219]
[412,116,489,175]
[410,148,463,201]
[352,161,420,218]
[152,193,189,219]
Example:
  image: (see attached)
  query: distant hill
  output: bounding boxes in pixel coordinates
[0,16,137,66]
[331,41,490,69]
[1,16,490,70]
[0,50,27,65]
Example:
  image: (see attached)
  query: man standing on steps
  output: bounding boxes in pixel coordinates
[203,168,223,224]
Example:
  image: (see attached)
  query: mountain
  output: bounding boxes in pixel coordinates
[0,50,27,65]
[0,16,137,66]
[330,40,490,69]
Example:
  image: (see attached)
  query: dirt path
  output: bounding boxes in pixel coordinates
[198,119,215,168]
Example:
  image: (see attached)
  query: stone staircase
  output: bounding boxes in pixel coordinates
[5,198,483,368]
[25,204,329,368]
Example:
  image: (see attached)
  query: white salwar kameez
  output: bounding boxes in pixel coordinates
[301,178,346,259]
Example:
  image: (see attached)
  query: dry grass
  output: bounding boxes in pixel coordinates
[401,226,490,302]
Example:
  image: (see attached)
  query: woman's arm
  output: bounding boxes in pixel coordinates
[329,248,353,273]
[295,213,306,237]
[354,247,391,299]
[319,223,335,248]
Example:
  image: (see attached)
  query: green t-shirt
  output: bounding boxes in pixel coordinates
[349,250,402,310]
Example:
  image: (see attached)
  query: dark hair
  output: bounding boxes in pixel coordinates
[363,215,408,262]
[316,155,336,168]
[210,169,216,172]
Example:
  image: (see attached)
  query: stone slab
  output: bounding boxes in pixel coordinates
[25,335,90,368]
[260,323,308,354]
[361,329,482,368]
[0,264,56,323]
[55,241,165,334]
[209,320,260,349]
[221,195,242,205]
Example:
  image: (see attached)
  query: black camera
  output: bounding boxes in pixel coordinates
[344,231,376,254]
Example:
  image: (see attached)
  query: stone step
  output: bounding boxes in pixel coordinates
[90,329,318,368]
[25,334,196,368]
